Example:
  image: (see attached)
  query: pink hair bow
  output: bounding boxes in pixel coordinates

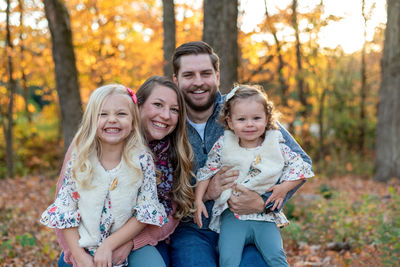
[126,87,138,104]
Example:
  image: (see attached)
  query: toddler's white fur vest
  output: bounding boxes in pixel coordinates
[75,150,144,248]
[212,130,285,214]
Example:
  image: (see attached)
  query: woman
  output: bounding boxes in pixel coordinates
[56,76,194,266]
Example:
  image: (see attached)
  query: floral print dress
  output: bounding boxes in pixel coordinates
[41,152,166,267]
[197,133,314,231]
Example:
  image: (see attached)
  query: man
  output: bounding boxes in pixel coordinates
[170,41,311,266]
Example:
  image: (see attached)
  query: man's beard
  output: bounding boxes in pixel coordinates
[184,86,218,112]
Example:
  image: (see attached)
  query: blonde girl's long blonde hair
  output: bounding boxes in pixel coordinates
[136,76,195,219]
[220,84,280,132]
[71,84,147,188]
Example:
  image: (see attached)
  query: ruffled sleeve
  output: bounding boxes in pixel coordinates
[134,152,167,227]
[280,143,314,181]
[40,160,81,229]
[196,135,224,181]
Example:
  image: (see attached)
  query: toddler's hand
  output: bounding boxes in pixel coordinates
[265,182,291,211]
[194,200,208,228]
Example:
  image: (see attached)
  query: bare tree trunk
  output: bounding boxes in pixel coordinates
[44,0,82,152]
[359,0,368,153]
[5,0,16,178]
[162,0,176,79]
[18,0,31,122]
[292,0,307,118]
[203,0,238,93]
[264,0,288,106]
[317,88,327,161]
[374,0,400,182]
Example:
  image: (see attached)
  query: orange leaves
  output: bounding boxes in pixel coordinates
[345,162,353,172]
[0,176,60,265]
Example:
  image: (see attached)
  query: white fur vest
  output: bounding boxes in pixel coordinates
[75,151,144,248]
[213,130,285,213]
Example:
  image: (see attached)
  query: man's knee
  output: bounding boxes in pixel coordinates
[170,224,218,267]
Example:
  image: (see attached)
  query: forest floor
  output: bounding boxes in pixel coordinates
[1,174,399,266]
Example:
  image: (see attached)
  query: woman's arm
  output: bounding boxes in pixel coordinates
[110,240,134,266]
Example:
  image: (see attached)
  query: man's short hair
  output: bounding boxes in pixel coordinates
[172,41,220,75]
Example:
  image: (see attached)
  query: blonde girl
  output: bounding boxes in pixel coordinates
[194,84,314,267]
[41,84,166,267]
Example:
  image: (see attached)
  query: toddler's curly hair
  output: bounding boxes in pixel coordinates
[219,84,280,132]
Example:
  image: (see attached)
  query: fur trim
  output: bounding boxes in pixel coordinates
[76,150,144,247]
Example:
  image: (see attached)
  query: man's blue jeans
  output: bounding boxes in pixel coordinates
[170,222,267,267]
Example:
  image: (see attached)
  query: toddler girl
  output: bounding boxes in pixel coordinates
[194,84,314,267]
[41,84,166,266]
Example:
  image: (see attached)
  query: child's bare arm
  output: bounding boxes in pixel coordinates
[196,179,210,202]
[94,218,146,266]
[62,228,94,267]
[194,179,210,228]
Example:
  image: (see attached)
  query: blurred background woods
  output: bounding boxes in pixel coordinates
[1,0,396,181]
[1,0,400,265]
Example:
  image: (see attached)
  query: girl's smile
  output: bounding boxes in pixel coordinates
[96,94,133,149]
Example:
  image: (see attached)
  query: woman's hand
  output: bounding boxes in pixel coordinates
[194,200,208,228]
[112,240,134,266]
[94,241,113,267]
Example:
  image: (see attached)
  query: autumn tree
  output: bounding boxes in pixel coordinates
[18,0,30,122]
[3,0,16,178]
[375,0,400,182]
[292,0,308,119]
[264,0,288,107]
[162,0,176,79]
[203,0,238,93]
[44,0,82,151]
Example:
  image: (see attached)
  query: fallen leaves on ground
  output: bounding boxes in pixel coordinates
[1,175,399,266]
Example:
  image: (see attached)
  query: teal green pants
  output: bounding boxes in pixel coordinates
[218,210,289,267]
[127,245,166,267]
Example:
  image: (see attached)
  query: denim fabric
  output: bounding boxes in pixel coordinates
[170,222,267,267]
[58,252,72,267]
[128,245,166,267]
[155,240,171,267]
[219,210,289,267]
[170,222,219,267]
